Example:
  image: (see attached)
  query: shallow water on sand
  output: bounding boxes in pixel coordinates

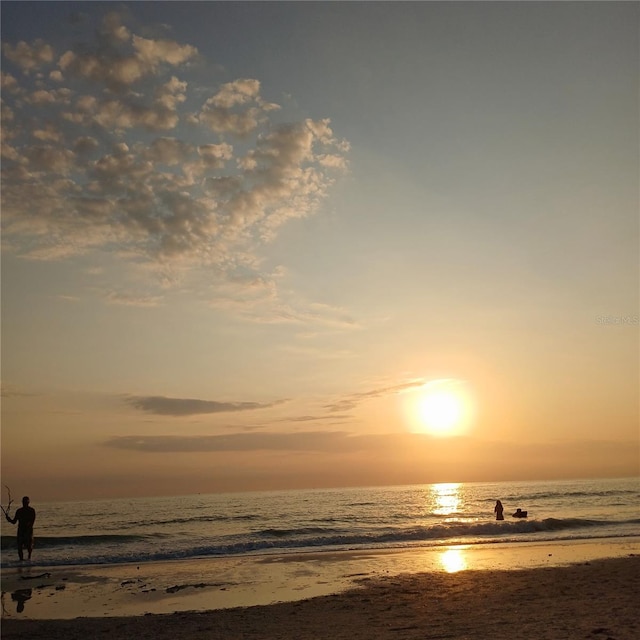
[2,537,639,619]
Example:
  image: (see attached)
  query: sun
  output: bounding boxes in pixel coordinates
[418,389,463,432]
[405,379,474,436]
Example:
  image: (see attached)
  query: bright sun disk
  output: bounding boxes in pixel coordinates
[405,378,474,437]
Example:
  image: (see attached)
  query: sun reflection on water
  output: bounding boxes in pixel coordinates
[439,548,468,573]
[431,482,461,516]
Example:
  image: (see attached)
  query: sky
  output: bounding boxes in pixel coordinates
[1,1,638,502]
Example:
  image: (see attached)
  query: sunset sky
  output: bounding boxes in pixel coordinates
[1,2,638,502]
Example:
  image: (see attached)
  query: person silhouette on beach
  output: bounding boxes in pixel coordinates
[5,496,36,561]
[512,508,528,518]
[494,500,504,521]
[11,589,32,613]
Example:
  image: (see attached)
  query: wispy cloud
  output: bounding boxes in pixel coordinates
[105,291,164,307]
[276,414,353,423]
[210,295,361,329]
[105,430,357,452]
[325,380,426,412]
[0,384,40,398]
[125,395,286,416]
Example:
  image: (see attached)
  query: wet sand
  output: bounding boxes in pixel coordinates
[2,541,639,639]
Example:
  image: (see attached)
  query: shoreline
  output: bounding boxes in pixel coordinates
[2,553,639,640]
[1,537,639,622]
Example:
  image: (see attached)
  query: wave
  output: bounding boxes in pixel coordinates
[250,517,639,543]
[256,526,343,538]
[3,516,637,570]
[1,534,149,550]
[120,514,261,529]
[501,488,639,502]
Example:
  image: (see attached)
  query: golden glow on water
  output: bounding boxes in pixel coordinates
[431,482,461,516]
[439,548,468,573]
[431,486,468,572]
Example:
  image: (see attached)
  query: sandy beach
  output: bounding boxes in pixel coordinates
[2,540,639,639]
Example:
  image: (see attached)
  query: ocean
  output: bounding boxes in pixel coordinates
[1,477,638,569]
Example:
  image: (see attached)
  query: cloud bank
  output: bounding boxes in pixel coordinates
[126,395,285,416]
[105,430,357,452]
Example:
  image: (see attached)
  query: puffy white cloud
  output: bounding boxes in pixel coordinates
[198,105,262,136]
[208,78,262,109]
[89,96,180,132]
[26,88,71,106]
[100,10,131,44]
[143,137,193,165]
[1,9,349,326]
[155,76,187,110]
[24,145,76,174]
[1,103,15,123]
[2,39,54,73]
[73,136,99,155]
[196,78,277,135]
[32,123,64,144]
[56,13,197,91]
[198,142,233,166]
[318,154,349,170]
[132,35,197,67]
[1,71,21,93]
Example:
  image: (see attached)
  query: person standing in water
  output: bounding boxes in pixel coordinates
[494,500,504,521]
[5,496,36,561]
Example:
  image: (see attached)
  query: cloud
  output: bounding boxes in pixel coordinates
[32,123,65,144]
[1,8,349,294]
[276,414,353,423]
[126,395,286,416]
[56,14,198,91]
[325,380,427,412]
[26,88,72,107]
[0,384,39,398]
[207,274,361,328]
[2,39,54,73]
[1,71,21,93]
[103,433,640,491]
[143,136,193,165]
[105,430,358,452]
[197,78,271,135]
[105,291,164,307]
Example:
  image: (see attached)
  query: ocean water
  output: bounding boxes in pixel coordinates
[1,477,638,569]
